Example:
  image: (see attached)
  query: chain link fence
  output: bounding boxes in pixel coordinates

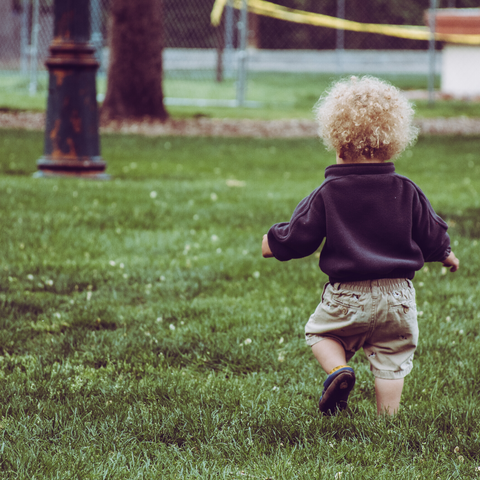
[0,0,478,109]
[163,0,246,106]
[0,0,52,95]
[0,0,109,100]
[0,0,244,106]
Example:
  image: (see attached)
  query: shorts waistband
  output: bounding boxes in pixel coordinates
[330,278,413,293]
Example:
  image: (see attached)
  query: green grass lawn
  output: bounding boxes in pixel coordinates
[1,130,480,478]
[2,71,480,120]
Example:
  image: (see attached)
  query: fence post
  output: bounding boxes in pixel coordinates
[20,0,30,74]
[236,0,248,107]
[224,0,235,79]
[90,0,104,73]
[216,7,224,82]
[29,0,40,95]
[428,0,437,106]
[336,0,345,75]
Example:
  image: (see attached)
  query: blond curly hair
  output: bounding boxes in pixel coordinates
[314,76,419,161]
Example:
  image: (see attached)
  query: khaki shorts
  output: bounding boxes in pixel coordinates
[305,279,418,380]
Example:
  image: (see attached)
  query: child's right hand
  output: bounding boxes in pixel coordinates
[262,234,273,258]
[442,251,459,272]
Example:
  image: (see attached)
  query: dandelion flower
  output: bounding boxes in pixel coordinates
[226,179,246,187]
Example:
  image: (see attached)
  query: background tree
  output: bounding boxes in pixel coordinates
[101,0,168,122]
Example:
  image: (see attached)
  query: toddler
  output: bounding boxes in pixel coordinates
[262,76,459,415]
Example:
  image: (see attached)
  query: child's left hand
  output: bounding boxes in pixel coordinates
[262,234,273,258]
[442,250,459,272]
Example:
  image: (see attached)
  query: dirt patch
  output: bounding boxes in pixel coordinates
[2,110,480,137]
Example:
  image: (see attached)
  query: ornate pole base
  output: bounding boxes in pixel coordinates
[34,157,110,179]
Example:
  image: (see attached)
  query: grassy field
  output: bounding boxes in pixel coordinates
[1,129,480,478]
[2,71,480,120]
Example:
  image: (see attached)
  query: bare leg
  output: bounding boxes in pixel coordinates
[375,377,404,415]
[311,338,347,374]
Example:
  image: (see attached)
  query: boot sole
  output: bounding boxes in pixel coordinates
[318,370,356,415]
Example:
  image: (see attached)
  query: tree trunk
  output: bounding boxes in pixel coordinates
[248,13,260,49]
[101,0,168,122]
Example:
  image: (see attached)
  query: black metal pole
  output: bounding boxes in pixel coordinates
[35,0,108,179]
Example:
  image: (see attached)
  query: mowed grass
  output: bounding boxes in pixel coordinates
[2,71,480,120]
[1,130,480,479]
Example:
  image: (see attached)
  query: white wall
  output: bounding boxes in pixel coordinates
[442,44,480,97]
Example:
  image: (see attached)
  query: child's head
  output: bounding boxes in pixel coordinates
[314,76,418,162]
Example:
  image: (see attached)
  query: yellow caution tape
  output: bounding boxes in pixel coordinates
[211,0,480,45]
[211,0,229,26]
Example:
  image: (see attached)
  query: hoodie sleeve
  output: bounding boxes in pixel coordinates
[411,187,451,263]
[267,188,326,261]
